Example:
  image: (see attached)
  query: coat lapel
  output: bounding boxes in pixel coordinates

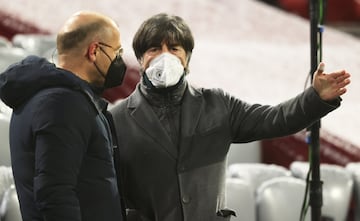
[179,86,203,151]
[127,88,178,159]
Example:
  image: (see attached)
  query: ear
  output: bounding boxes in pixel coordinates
[186,52,192,65]
[87,42,98,62]
[138,57,146,71]
[137,56,144,65]
[185,52,192,75]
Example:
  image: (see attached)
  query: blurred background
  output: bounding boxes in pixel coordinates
[0,0,359,220]
[2,0,358,168]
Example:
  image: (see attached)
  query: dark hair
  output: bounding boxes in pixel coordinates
[132,13,194,60]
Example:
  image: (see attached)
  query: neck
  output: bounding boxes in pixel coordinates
[58,55,93,84]
[140,74,187,107]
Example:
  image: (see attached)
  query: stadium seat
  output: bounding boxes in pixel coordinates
[0,101,11,117]
[0,36,11,48]
[225,177,256,221]
[0,114,11,166]
[12,33,56,57]
[256,176,310,221]
[227,163,291,192]
[290,161,354,221]
[346,162,360,221]
[0,166,13,200]
[0,47,29,72]
[0,185,21,221]
[0,166,19,221]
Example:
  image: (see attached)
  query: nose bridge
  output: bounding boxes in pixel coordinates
[161,44,170,53]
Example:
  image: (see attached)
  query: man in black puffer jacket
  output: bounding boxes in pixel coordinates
[0,11,127,221]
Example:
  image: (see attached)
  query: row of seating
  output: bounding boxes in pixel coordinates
[0,34,57,73]
[0,166,20,221]
[0,108,11,167]
[2,98,360,221]
[1,161,360,221]
[226,162,360,221]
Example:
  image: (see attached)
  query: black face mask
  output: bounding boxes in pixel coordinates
[94,52,127,89]
[103,55,127,88]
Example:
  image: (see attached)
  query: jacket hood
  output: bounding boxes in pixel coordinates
[0,55,87,109]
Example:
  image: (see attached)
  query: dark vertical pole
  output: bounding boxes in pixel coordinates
[309,121,322,221]
[309,0,323,220]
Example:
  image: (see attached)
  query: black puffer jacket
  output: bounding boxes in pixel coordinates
[0,56,124,221]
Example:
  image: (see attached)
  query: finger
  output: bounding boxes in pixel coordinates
[337,87,347,96]
[328,70,348,79]
[339,71,351,79]
[337,78,351,88]
[335,73,351,83]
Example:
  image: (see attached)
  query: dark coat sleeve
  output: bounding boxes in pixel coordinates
[223,87,340,142]
[31,89,92,221]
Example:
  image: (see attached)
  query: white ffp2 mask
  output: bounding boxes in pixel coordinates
[145,53,184,88]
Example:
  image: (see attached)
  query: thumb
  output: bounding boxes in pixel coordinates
[316,62,325,74]
[312,62,325,87]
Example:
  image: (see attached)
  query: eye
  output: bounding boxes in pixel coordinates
[171,46,180,52]
[147,47,159,53]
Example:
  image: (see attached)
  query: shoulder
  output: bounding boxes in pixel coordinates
[109,86,142,114]
[31,87,94,126]
[36,87,90,110]
[108,97,128,114]
[188,84,229,101]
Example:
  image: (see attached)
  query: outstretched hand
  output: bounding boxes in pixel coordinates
[312,62,351,101]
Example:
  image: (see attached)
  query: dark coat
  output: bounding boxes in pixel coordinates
[0,56,124,221]
[110,83,340,221]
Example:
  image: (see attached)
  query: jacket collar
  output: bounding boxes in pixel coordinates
[127,84,203,159]
[139,76,187,107]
